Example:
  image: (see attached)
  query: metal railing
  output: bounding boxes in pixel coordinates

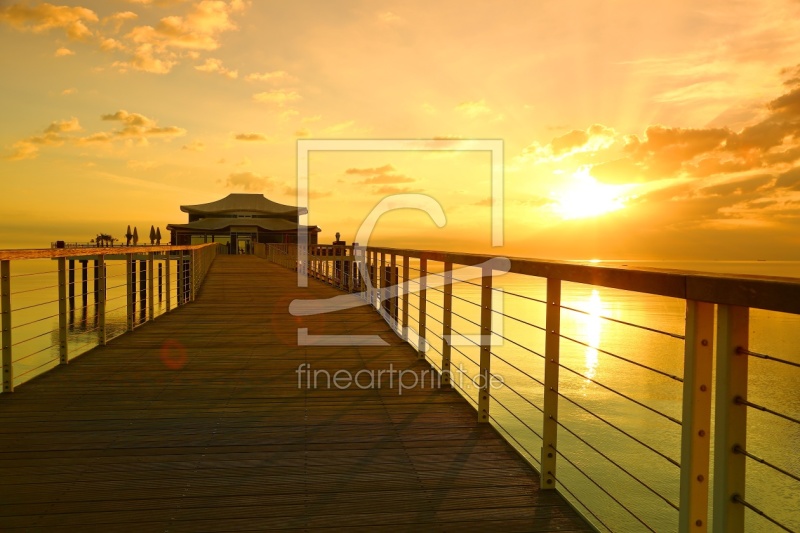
[266,243,800,533]
[0,243,221,392]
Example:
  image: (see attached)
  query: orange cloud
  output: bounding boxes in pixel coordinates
[0,2,98,40]
[345,164,415,185]
[181,141,205,151]
[253,89,301,106]
[113,0,248,73]
[455,99,491,118]
[245,70,296,83]
[195,57,238,78]
[226,171,272,191]
[234,133,267,141]
[54,46,74,57]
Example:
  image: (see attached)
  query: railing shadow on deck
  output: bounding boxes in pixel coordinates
[264,242,800,533]
[0,243,223,392]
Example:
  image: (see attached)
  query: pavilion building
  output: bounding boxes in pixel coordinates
[167,193,320,253]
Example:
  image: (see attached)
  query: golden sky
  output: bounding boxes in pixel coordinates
[2,0,800,259]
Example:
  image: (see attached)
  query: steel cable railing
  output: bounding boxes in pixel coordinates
[559,332,683,382]
[547,468,614,533]
[262,245,800,532]
[556,390,680,468]
[735,396,800,426]
[550,443,658,532]
[561,303,685,340]
[557,361,681,425]
[738,347,800,369]
[488,411,542,466]
[555,416,679,510]
[734,445,800,484]
[733,495,794,533]
[490,390,543,441]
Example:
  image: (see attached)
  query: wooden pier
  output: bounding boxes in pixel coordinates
[0,255,591,532]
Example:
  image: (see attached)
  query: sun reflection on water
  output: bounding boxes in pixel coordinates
[583,289,604,380]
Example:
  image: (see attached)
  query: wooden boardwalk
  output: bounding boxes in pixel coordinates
[0,256,592,532]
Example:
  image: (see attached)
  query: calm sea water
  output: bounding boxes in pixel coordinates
[403,259,800,533]
[5,258,178,387]
[3,257,798,532]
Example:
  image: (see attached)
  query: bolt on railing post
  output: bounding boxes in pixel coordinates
[148,252,155,321]
[417,256,428,358]
[679,300,714,533]
[1,260,12,392]
[441,261,453,387]
[126,254,134,331]
[713,305,749,533]
[165,252,172,312]
[541,278,561,488]
[57,257,69,364]
[477,263,493,423]
[97,256,106,346]
[402,255,409,340]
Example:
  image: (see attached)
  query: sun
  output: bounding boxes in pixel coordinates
[553,167,628,220]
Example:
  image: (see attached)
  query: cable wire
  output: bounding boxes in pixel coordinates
[733,495,794,533]
[551,444,657,532]
[560,303,685,340]
[559,332,683,382]
[558,362,681,425]
[738,347,800,369]
[556,390,680,468]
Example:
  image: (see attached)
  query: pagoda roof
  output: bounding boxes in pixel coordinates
[180,194,307,216]
[166,218,319,233]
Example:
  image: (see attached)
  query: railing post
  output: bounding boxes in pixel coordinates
[402,255,409,340]
[176,251,184,306]
[379,252,386,318]
[1,260,12,392]
[441,261,453,387]
[126,254,134,330]
[189,250,196,302]
[541,278,561,488]
[417,256,427,358]
[390,253,397,328]
[713,305,749,533]
[148,252,155,321]
[68,259,75,312]
[139,259,146,325]
[165,253,172,311]
[97,256,106,346]
[478,263,493,423]
[57,257,68,364]
[679,300,714,533]
[348,249,354,293]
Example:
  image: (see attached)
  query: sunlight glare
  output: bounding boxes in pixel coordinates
[554,167,627,220]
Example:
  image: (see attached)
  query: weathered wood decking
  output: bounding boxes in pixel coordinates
[0,255,592,532]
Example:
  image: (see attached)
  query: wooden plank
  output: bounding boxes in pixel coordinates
[0,256,592,531]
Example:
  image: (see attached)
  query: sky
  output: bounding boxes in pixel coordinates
[1,0,800,259]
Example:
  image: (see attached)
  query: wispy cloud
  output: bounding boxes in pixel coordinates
[54,46,74,57]
[233,133,268,141]
[245,70,296,83]
[455,99,491,118]
[253,89,301,106]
